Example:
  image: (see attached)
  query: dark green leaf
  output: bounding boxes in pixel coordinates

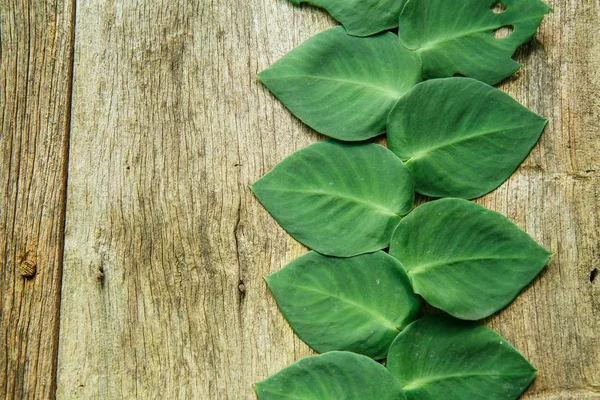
[265,251,420,359]
[389,198,551,319]
[251,140,414,257]
[255,351,407,399]
[387,78,547,199]
[289,0,407,37]
[258,26,422,141]
[387,316,537,399]
[398,0,552,84]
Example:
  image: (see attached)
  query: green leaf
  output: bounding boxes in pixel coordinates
[387,316,537,399]
[289,0,407,37]
[255,351,407,399]
[251,140,414,257]
[265,251,420,359]
[387,78,547,199]
[389,198,551,320]
[398,0,552,84]
[258,26,422,141]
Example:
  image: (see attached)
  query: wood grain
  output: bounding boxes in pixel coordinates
[56,1,330,398]
[0,0,75,398]
[55,0,600,399]
[483,0,600,396]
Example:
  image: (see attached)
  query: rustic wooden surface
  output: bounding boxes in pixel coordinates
[483,1,600,396]
[0,0,75,398]
[1,0,599,398]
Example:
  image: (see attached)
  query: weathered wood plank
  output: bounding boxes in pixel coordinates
[484,0,600,396]
[57,0,599,399]
[0,0,75,398]
[57,1,331,398]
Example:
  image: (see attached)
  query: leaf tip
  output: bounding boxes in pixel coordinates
[543,1,554,13]
[249,181,258,194]
[253,381,265,398]
[256,69,269,85]
[263,273,278,289]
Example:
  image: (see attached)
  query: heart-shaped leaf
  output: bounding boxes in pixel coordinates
[398,0,552,84]
[289,0,407,37]
[258,26,422,141]
[255,351,407,399]
[387,78,547,199]
[389,198,551,320]
[266,251,420,359]
[387,316,537,399]
[251,140,414,257]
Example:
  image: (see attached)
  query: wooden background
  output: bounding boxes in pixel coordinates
[1,0,599,398]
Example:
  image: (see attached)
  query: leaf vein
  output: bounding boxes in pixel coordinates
[414,15,547,51]
[262,187,402,217]
[294,284,400,332]
[404,122,542,164]
[407,256,532,275]
[403,371,532,391]
[263,74,403,99]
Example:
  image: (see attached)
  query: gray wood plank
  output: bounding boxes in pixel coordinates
[57,1,331,398]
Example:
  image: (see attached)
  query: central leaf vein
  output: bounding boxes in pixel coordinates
[265,74,403,99]
[404,122,541,164]
[403,371,532,391]
[407,255,532,275]
[266,187,402,217]
[413,15,546,51]
[294,284,400,332]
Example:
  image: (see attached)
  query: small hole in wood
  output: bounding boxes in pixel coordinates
[493,25,514,39]
[491,3,507,13]
[96,266,105,284]
[238,281,246,294]
[591,268,598,282]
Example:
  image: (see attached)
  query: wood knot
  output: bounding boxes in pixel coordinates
[17,252,37,278]
[238,282,246,295]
